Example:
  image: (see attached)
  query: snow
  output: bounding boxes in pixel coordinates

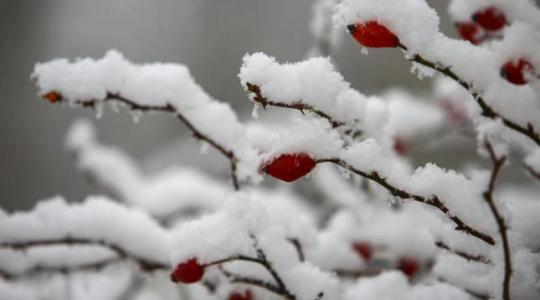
[343,271,471,300]
[334,0,440,53]
[0,196,173,266]
[33,50,261,183]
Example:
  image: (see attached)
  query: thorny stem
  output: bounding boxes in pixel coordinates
[0,238,169,279]
[435,241,491,264]
[484,141,512,300]
[246,83,362,139]
[49,92,240,191]
[397,44,540,147]
[316,158,496,246]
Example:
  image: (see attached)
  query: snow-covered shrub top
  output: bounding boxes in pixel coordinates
[32,50,261,183]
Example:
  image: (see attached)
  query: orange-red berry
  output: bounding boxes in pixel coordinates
[347,21,400,48]
[170,258,205,284]
[352,241,373,261]
[42,91,62,103]
[473,7,507,31]
[262,153,316,182]
[501,59,535,85]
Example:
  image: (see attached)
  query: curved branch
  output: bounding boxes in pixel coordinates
[523,163,540,182]
[484,141,512,300]
[316,158,495,246]
[219,268,285,298]
[0,238,169,273]
[435,241,491,264]
[397,45,540,147]
[46,92,240,190]
[0,257,122,280]
[246,83,361,138]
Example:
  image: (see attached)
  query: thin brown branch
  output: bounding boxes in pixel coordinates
[219,267,285,297]
[250,236,296,300]
[524,163,540,182]
[397,44,540,147]
[246,83,361,139]
[438,276,491,300]
[334,269,383,278]
[1,238,168,272]
[484,141,512,300]
[287,238,305,262]
[435,241,491,264]
[316,158,496,246]
[49,92,240,190]
[0,257,123,280]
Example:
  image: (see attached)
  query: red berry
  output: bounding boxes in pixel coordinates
[501,59,535,85]
[393,136,408,156]
[352,241,373,261]
[398,257,419,278]
[347,21,400,48]
[170,258,205,284]
[42,91,62,103]
[262,153,316,182]
[473,7,507,31]
[228,290,253,300]
[455,22,484,45]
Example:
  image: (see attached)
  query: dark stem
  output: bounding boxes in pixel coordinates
[287,238,305,262]
[219,268,285,297]
[397,44,540,147]
[435,241,491,264]
[53,92,240,190]
[438,276,491,300]
[0,238,168,272]
[246,83,361,138]
[523,163,540,182]
[316,158,495,246]
[484,141,512,300]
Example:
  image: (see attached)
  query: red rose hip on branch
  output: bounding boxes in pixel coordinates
[170,258,205,284]
[352,241,374,261]
[398,256,419,278]
[262,153,316,182]
[455,22,484,45]
[347,21,400,48]
[472,7,507,31]
[228,290,254,300]
[42,91,62,103]
[501,59,535,85]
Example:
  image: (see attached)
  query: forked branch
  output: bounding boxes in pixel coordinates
[397,44,540,147]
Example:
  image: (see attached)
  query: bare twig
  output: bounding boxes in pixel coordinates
[438,276,491,300]
[287,238,305,262]
[316,158,495,246]
[435,241,491,264]
[219,268,284,297]
[397,44,540,147]
[48,92,240,190]
[523,163,540,182]
[484,141,512,300]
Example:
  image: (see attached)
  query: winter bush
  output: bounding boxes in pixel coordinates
[2,0,540,299]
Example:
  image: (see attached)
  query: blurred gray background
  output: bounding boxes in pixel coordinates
[0,0,507,210]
